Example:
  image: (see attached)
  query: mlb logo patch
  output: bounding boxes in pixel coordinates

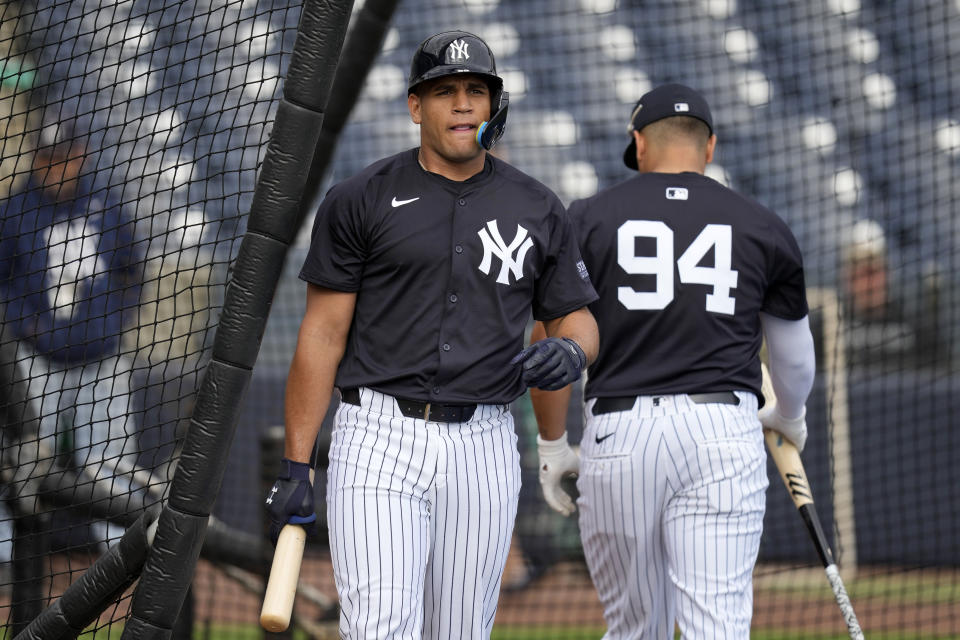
[674,102,690,113]
[666,187,688,200]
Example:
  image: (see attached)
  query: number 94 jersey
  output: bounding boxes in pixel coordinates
[570,171,808,400]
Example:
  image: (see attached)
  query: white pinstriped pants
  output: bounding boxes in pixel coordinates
[326,387,521,639]
[577,392,768,640]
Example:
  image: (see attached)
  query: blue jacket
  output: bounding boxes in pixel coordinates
[0,176,140,365]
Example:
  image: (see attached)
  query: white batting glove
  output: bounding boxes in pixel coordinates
[759,362,808,452]
[536,432,580,517]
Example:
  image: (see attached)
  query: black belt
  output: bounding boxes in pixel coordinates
[340,388,477,423]
[592,391,740,415]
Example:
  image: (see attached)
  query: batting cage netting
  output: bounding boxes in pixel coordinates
[1,0,958,637]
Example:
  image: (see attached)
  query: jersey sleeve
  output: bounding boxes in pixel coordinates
[762,219,809,320]
[299,182,367,292]
[532,200,599,321]
[566,198,590,247]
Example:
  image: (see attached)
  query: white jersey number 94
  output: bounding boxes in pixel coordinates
[617,220,739,315]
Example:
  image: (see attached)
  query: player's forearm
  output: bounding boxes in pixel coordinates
[283,335,341,463]
[760,312,816,419]
[530,385,572,441]
[284,285,355,463]
[543,307,599,365]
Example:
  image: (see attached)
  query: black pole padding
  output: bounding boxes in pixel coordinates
[211,235,289,368]
[124,507,207,635]
[124,1,355,634]
[170,585,194,640]
[245,101,326,246]
[14,506,160,640]
[282,0,355,111]
[319,0,399,139]
[210,235,289,367]
[167,362,251,515]
[299,0,400,221]
[117,616,171,640]
[12,600,74,640]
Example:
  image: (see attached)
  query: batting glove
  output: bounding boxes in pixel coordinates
[759,404,808,453]
[511,337,587,391]
[758,362,808,452]
[537,433,580,516]
[264,458,317,546]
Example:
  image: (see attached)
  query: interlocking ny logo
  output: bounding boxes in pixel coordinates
[477,220,534,285]
[449,39,470,61]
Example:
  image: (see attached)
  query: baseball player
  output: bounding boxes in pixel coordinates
[529,84,816,638]
[264,31,599,639]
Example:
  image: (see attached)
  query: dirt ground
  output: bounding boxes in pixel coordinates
[189,545,960,637]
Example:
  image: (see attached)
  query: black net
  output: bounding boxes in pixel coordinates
[0,0,301,635]
[3,0,959,637]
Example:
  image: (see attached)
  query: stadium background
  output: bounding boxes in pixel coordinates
[1,0,958,637]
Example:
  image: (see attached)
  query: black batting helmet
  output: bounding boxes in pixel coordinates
[408,31,502,96]
[408,30,509,150]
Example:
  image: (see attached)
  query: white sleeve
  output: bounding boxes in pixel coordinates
[760,312,816,419]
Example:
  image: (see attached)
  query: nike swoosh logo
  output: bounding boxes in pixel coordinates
[595,432,615,444]
[391,196,420,208]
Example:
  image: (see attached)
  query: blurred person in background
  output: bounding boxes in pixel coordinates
[0,135,144,549]
[839,219,949,369]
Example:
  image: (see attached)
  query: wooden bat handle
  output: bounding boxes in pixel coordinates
[764,428,813,508]
[260,524,307,632]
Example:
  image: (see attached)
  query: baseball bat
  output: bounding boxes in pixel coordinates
[260,467,316,633]
[764,429,865,640]
[260,524,308,632]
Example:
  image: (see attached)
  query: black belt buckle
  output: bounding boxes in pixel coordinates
[395,398,476,423]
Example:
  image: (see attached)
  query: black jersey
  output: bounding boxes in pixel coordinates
[570,171,807,400]
[301,149,597,404]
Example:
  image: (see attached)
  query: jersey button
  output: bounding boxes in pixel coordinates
[458,198,466,206]
[455,245,463,254]
[442,343,451,351]
[449,294,458,303]
[432,386,441,395]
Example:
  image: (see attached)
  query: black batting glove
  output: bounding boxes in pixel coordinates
[264,458,317,546]
[511,337,587,391]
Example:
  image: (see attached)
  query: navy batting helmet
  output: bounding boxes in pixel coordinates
[408,31,509,150]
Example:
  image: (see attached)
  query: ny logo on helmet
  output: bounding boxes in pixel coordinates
[477,220,534,285]
[448,39,470,61]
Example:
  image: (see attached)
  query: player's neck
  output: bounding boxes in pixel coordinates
[418,147,487,182]
[640,148,707,175]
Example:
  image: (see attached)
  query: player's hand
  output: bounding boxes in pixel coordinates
[264,458,317,546]
[758,362,808,452]
[536,433,580,516]
[511,337,587,391]
[759,406,807,453]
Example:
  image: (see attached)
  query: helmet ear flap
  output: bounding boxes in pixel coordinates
[477,91,509,150]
